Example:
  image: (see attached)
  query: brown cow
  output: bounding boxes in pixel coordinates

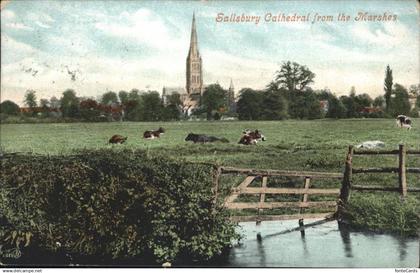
[109,135,128,144]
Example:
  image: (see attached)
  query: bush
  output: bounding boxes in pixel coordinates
[342,193,419,236]
[0,150,239,264]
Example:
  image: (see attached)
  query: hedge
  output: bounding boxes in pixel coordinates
[0,150,239,265]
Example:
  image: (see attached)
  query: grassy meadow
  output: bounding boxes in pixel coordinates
[1,118,419,187]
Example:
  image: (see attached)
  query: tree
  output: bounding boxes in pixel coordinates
[101,91,119,105]
[80,99,100,121]
[261,83,288,120]
[118,90,129,105]
[40,99,50,108]
[326,96,347,118]
[275,61,315,92]
[24,90,37,109]
[373,96,385,108]
[60,89,80,118]
[141,91,163,121]
[0,100,20,115]
[201,84,227,120]
[384,65,393,113]
[50,96,60,109]
[390,84,410,116]
[236,88,264,120]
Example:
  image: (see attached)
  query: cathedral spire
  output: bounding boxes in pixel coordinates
[229,79,234,91]
[186,13,203,97]
[189,12,199,57]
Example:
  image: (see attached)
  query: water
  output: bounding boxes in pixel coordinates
[225,219,419,267]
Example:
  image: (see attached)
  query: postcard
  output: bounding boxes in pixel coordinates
[0,0,419,270]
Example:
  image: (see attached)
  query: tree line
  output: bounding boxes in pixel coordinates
[1,62,419,122]
[0,89,183,122]
[199,62,419,120]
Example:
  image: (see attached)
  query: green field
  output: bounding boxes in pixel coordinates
[1,119,419,187]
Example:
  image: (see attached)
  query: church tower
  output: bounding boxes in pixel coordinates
[186,13,203,101]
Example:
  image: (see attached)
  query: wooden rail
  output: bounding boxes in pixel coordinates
[220,166,343,179]
[340,144,419,201]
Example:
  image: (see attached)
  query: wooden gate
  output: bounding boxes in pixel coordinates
[219,167,343,222]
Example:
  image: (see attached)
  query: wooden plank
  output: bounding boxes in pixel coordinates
[399,144,407,197]
[223,176,256,205]
[353,150,399,155]
[300,177,311,217]
[220,167,343,179]
[230,213,335,222]
[340,145,354,203]
[407,150,420,155]
[352,167,398,173]
[226,201,337,209]
[238,187,340,195]
[257,176,268,220]
[407,168,420,173]
[351,185,420,192]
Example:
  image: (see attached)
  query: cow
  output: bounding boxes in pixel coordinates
[143,127,165,139]
[238,129,266,145]
[185,133,229,143]
[109,135,128,144]
[396,115,412,130]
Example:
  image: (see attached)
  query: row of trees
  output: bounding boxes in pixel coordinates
[1,89,183,122]
[214,62,419,120]
[1,62,419,122]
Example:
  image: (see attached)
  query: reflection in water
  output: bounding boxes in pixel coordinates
[398,237,407,261]
[256,235,267,267]
[338,222,353,258]
[227,219,419,267]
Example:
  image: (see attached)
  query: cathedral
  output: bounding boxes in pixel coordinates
[162,14,235,114]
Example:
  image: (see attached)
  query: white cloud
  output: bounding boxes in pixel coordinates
[95,8,187,51]
[5,22,33,31]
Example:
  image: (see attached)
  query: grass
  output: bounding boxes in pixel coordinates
[1,119,419,234]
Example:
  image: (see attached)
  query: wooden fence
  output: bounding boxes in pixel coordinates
[216,144,420,223]
[218,167,342,222]
[340,144,420,203]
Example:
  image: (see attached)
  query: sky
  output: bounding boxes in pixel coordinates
[1,0,419,105]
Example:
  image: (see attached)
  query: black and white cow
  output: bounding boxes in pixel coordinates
[143,127,165,139]
[396,115,412,130]
[238,129,266,145]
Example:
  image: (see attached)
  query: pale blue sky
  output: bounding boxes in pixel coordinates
[1,0,419,104]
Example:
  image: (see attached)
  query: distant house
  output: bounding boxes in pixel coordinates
[319,100,329,113]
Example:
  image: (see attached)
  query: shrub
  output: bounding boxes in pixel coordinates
[0,150,239,264]
[342,193,419,236]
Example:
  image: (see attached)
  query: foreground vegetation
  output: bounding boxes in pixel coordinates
[0,150,238,264]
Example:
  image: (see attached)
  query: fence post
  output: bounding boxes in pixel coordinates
[340,145,354,204]
[398,144,407,197]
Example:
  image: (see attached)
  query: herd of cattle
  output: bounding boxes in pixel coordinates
[108,115,413,145]
[108,128,266,145]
